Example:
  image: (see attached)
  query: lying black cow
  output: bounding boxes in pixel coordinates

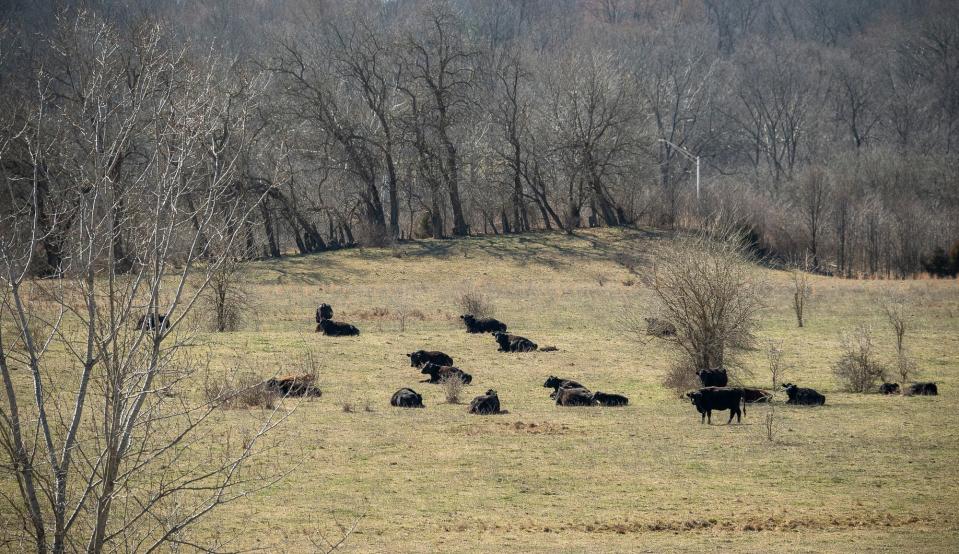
[137,313,169,331]
[420,362,473,385]
[782,383,826,406]
[493,332,537,352]
[265,374,322,397]
[469,389,502,414]
[593,391,629,406]
[907,382,938,396]
[315,303,333,323]
[543,376,586,399]
[741,388,771,403]
[317,319,360,336]
[407,350,454,368]
[390,388,424,408]
[879,382,901,395]
[686,387,745,424]
[645,317,676,338]
[460,314,507,334]
[696,368,728,388]
[555,387,596,406]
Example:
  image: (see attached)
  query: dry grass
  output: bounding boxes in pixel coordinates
[3,228,958,552]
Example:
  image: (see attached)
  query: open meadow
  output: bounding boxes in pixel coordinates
[4,228,958,553]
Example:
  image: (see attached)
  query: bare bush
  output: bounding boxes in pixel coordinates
[204,371,279,410]
[833,324,887,392]
[765,339,790,389]
[880,290,916,382]
[628,218,766,373]
[662,358,702,395]
[457,286,495,318]
[791,261,812,328]
[207,256,253,332]
[441,374,466,404]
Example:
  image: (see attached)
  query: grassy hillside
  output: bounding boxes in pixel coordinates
[6,228,959,552]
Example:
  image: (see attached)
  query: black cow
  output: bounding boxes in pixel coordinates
[420,362,473,385]
[137,313,169,330]
[493,332,538,352]
[907,382,938,396]
[593,391,629,406]
[555,387,596,406]
[645,317,676,338]
[390,388,425,408]
[407,350,454,368]
[468,389,502,414]
[696,368,728,388]
[543,376,586,399]
[686,387,745,424]
[879,382,901,395]
[315,303,333,323]
[317,319,360,336]
[265,374,322,397]
[460,314,507,334]
[741,388,772,403]
[782,383,826,406]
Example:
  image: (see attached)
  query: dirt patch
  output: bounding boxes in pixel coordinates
[464,421,572,436]
[506,513,936,534]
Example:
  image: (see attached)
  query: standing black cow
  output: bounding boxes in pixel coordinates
[593,391,629,406]
[316,303,333,323]
[390,388,425,408]
[468,389,502,414]
[907,382,938,396]
[460,314,507,334]
[782,383,826,406]
[317,319,360,336]
[686,387,746,424]
[407,350,454,368]
[543,376,586,399]
[696,368,728,387]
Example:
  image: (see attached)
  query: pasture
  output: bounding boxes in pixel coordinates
[5,228,959,552]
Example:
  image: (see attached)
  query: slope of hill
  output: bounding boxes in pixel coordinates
[9,228,959,552]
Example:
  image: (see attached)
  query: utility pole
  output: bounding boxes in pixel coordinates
[658,138,700,200]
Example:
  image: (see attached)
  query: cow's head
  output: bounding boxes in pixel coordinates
[544,376,561,388]
[686,391,702,404]
[460,314,474,322]
[485,389,497,397]
[420,362,439,375]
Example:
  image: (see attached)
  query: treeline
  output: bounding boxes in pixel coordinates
[1,0,957,278]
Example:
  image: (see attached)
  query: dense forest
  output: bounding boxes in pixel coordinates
[2,0,957,278]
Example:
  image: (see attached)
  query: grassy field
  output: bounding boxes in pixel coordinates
[5,228,959,552]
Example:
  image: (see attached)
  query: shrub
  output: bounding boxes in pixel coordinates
[833,324,887,392]
[634,217,766,371]
[662,358,702,396]
[441,374,466,404]
[204,372,278,410]
[205,257,252,332]
[457,286,495,318]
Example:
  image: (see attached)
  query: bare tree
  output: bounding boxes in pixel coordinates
[629,217,766,372]
[879,289,917,383]
[0,15,284,552]
[791,257,813,327]
[397,3,476,237]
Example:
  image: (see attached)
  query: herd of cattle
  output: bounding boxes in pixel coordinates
[139,302,940,423]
